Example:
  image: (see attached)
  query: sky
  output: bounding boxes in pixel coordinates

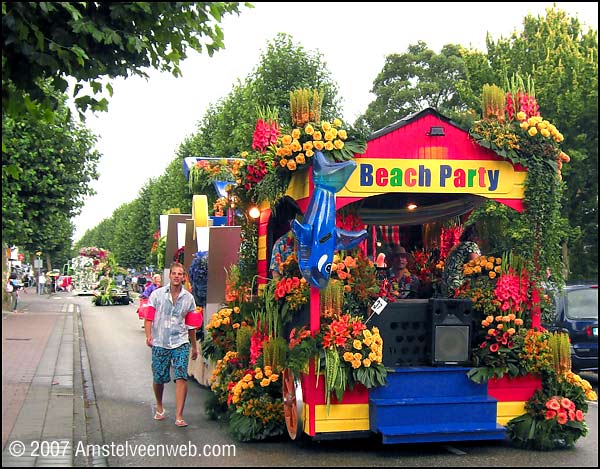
[71,2,598,241]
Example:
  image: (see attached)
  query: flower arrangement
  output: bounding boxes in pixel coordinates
[462,253,551,383]
[227,365,285,442]
[455,255,503,316]
[317,313,387,408]
[78,246,108,259]
[269,89,366,175]
[504,330,597,450]
[328,252,380,315]
[188,158,238,194]
[273,276,309,312]
[203,306,247,361]
[470,75,568,178]
[507,393,588,450]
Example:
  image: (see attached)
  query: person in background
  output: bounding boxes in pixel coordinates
[137,274,162,328]
[38,271,46,295]
[142,274,162,299]
[7,273,22,312]
[441,223,481,297]
[269,229,296,281]
[385,246,420,299]
[144,262,197,427]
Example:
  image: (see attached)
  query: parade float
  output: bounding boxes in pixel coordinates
[172,85,595,447]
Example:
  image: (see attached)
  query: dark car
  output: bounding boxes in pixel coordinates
[546,284,598,373]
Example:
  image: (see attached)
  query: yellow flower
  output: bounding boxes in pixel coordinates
[313,141,324,151]
[324,141,334,151]
[313,131,322,140]
[291,128,301,139]
[520,121,529,130]
[270,374,279,382]
[287,160,297,171]
[304,124,314,135]
[306,149,314,157]
[260,378,271,387]
[516,111,527,121]
[241,151,248,158]
[343,352,354,362]
[515,318,524,326]
[281,134,292,145]
[303,141,313,151]
[362,358,372,368]
[353,339,362,350]
[279,158,288,167]
[337,129,348,140]
[332,118,343,127]
[334,139,344,150]
[296,154,306,165]
[488,271,496,279]
[321,121,332,131]
[528,127,538,137]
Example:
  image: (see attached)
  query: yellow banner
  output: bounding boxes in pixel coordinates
[339,158,525,199]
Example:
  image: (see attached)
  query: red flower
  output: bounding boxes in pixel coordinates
[489,343,499,353]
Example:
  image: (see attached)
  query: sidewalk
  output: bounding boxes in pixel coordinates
[1,289,100,467]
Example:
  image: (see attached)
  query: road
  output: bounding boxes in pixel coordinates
[75,294,598,466]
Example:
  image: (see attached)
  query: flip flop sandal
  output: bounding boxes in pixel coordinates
[175,419,188,427]
[153,410,166,420]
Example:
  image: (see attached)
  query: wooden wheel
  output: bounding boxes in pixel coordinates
[282,369,303,440]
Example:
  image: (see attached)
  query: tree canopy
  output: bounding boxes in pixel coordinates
[2,99,101,264]
[2,2,247,118]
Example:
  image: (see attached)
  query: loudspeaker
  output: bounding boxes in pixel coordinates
[430,299,473,365]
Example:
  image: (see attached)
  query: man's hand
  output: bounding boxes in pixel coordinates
[146,336,153,347]
[191,347,198,360]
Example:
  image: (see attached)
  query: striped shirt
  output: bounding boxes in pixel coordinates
[147,285,196,349]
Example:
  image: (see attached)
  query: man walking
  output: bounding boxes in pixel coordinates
[144,262,198,427]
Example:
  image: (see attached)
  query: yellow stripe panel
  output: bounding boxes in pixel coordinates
[258,235,267,260]
[285,169,310,201]
[314,404,370,433]
[497,401,526,426]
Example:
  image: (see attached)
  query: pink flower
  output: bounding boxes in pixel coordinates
[545,398,560,411]
[560,397,574,410]
[556,411,568,425]
[489,343,499,353]
[575,410,584,422]
[545,410,556,420]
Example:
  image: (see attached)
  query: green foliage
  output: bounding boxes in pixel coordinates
[2,2,247,119]
[359,41,469,133]
[506,371,589,450]
[228,407,285,442]
[2,100,100,265]
[484,7,598,281]
[262,337,287,370]
[236,326,252,362]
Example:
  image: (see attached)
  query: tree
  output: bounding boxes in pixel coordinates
[485,7,598,280]
[2,101,101,267]
[358,41,469,133]
[180,33,343,159]
[2,2,247,118]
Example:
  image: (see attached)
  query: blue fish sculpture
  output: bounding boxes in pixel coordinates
[292,151,368,289]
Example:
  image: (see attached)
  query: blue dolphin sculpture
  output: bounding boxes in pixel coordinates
[292,151,368,289]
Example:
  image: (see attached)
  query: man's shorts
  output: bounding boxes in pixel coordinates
[151,343,190,384]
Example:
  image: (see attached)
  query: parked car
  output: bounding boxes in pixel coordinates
[545,284,598,373]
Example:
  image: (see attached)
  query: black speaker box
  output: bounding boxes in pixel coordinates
[430,298,474,365]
